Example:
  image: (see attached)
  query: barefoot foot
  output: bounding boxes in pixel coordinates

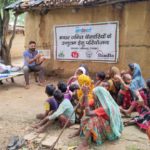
[31,124,40,129]
[25,84,30,89]
[36,127,46,133]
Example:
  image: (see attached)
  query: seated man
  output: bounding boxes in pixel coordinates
[23,41,45,89]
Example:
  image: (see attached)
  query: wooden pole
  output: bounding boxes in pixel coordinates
[49,102,80,150]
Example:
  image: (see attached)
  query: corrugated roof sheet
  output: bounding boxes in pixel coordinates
[5,0,23,9]
[5,0,147,13]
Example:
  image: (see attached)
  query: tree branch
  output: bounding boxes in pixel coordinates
[8,14,18,51]
[0,0,18,64]
[0,12,3,54]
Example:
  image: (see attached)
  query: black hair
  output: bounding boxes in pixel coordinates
[146,79,150,89]
[53,90,64,102]
[69,84,80,92]
[29,41,36,45]
[101,81,110,87]
[45,84,56,96]
[96,71,106,81]
[57,81,67,93]
[128,63,134,72]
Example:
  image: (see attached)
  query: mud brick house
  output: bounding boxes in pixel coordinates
[6,0,150,78]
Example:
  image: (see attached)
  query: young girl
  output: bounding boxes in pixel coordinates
[95,71,106,87]
[57,81,72,101]
[36,84,58,120]
[69,84,80,106]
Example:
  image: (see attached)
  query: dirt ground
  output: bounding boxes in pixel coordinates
[0,59,149,150]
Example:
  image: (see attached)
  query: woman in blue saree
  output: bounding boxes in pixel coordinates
[128,63,145,96]
[115,63,146,116]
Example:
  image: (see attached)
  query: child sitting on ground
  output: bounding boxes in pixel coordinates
[69,84,80,106]
[95,71,106,87]
[36,84,58,120]
[32,90,75,133]
[57,81,72,101]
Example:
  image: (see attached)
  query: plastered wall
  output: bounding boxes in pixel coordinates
[24,1,150,78]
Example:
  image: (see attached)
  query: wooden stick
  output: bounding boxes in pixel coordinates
[36,130,50,150]
[49,102,80,150]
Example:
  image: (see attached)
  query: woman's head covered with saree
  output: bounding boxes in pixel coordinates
[77,74,94,105]
[108,66,120,93]
[75,66,86,76]
[93,86,123,138]
[67,66,86,86]
[128,63,145,91]
[110,66,120,78]
[79,64,89,75]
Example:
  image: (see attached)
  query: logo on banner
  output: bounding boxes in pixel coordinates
[75,27,92,33]
[86,50,93,58]
[58,51,65,58]
[96,50,114,58]
[96,50,103,57]
[71,51,79,58]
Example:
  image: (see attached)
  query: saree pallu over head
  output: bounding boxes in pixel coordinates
[110,66,120,78]
[108,66,120,93]
[93,86,123,138]
[130,63,145,91]
[77,74,94,105]
[76,67,86,75]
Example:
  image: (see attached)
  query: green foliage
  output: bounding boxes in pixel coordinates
[0,0,25,26]
[0,0,20,64]
[0,0,16,9]
[10,11,25,26]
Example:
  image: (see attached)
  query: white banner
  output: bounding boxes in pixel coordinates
[54,22,119,62]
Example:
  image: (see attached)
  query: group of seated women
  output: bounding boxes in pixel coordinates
[32,63,150,150]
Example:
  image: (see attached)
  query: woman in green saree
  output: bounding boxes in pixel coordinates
[73,86,123,150]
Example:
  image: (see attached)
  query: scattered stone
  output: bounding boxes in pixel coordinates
[34,133,46,143]
[69,124,80,129]
[42,135,62,149]
[67,146,77,150]
[24,132,38,141]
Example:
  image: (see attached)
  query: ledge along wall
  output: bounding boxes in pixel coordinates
[24,0,150,79]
